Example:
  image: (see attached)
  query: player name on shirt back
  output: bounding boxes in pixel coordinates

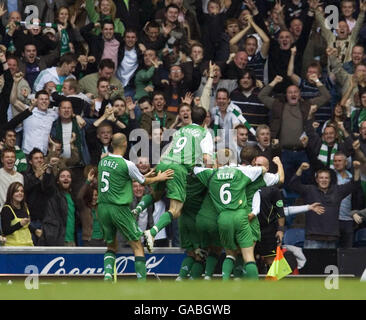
[100,159,119,170]
[180,127,202,138]
[216,172,234,180]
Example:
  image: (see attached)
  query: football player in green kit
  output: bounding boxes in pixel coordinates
[132,107,213,254]
[194,148,267,280]
[97,133,174,281]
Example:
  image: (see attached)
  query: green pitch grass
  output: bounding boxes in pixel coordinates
[1,278,366,300]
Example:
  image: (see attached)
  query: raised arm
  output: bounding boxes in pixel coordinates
[200,61,215,112]
[287,46,301,85]
[272,156,285,185]
[350,1,366,43]
[314,7,334,44]
[258,75,283,109]
[247,14,270,58]
[289,162,311,195]
[229,24,250,47]
[308,74,331,106]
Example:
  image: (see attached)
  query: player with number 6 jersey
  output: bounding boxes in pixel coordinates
[194,149,267,280]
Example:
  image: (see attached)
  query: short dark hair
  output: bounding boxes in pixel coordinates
[97,77,109,87]
[35,90,49,98]
[4,128,16,138]
[191,107,207,125]
[146,21,160,30]
[1,147,16,158]
[165,4,179,12]
[23,42,37,50]
[138,96,151,105]
[6,54,18,64]
[124,28,138,37]
[307,61,322,74]
[152,91,166,100]
[99,59,115,70]
[59,99,73,108]
[101,19,114,29]
[239,68,257,88]
[216,88,230,98]
[28,147,44,160]
[59,52,77,66]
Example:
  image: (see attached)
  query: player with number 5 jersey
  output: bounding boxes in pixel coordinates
[97,133,174,282]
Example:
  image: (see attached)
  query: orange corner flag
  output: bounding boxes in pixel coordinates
[265,246,292,281]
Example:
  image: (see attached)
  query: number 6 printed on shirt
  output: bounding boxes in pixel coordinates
[220,183,232,204]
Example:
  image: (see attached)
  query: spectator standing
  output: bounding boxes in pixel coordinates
[79,59,124,100]
[23,148,55,244]
[290,161,361,248]
[139,91,176,134]
[230,69,268,134]
[132,181,169,247]
[333,151,364,248]
[1,181,41,246]
[254,124,281,174]
[0,148,24,210]
[0,129,27,173]
[77,167,105,247]
[85,0,125,36]
[33,52,77,93]
[22,90,58,155]
[258,75,331,188]
[153,64,201,114]
[115,28,143,98]
[38,168,79,246]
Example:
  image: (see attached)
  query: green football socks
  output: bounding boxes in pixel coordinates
[205,254,219,278]
[190,261,205,279]
[104,250,116,281]
[135,194,154,215]
[245,261,259,280]
[150,211,173,237]
[178,256,195,279]
[135,256,147,281]
[222,255,235,281]
[233,255,245,278]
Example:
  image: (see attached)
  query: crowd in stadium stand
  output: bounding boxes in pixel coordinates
[1,0,366,259]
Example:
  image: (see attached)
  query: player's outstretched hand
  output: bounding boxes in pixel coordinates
[157,169,174,181]
[309,202,325,215]
[144,169,156,178]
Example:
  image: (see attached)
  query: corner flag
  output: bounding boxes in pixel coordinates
[266,246,292,281]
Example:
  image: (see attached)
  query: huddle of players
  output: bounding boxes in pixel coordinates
[97,106,285,281]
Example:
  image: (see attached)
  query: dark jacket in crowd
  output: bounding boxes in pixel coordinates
[38,187,79,246]
[23,168,55,223]
[80,23,124,66]
[289,173,359,240]
[0,68,14,126]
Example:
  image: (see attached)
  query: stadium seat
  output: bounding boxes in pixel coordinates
[354,228,366,247]
[283,228,305,248]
